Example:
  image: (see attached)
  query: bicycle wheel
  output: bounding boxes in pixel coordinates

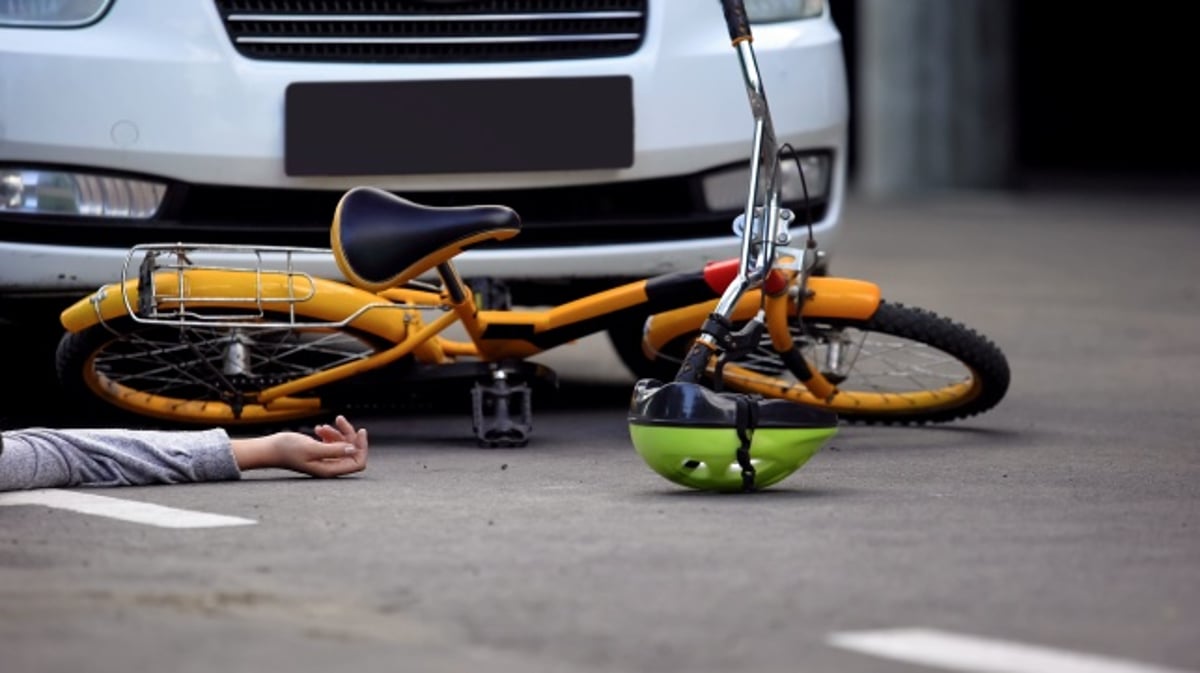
[56,313,392,428]
[646,301,1010,425]
[607,312,662,380]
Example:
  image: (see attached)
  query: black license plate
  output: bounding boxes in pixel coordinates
[285,76,634,176]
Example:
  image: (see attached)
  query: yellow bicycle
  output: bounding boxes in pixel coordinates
[54,0,1009,456]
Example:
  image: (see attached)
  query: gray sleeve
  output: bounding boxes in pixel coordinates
[0,427,241,491]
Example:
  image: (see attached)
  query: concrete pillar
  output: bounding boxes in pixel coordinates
[856,0,1014,196]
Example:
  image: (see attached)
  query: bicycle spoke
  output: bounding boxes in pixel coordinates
[96,334,229,399]
[89,321,379,405]
[813,331,969,393]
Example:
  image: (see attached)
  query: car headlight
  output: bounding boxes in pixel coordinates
[0,0,113,28]
[0,168,166,219]
[744,0,825,23]
[701,152,831,213]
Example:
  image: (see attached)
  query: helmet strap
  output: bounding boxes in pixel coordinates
[734,394,760,491]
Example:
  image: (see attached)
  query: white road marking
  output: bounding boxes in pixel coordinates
[0,489,257,529]
[827,628,1196,673]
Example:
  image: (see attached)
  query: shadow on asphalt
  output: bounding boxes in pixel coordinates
[630,486,863,500]
[0,323,69,429]
[544,381,636,408]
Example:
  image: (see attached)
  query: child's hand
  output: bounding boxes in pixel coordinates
[233,415,368,478]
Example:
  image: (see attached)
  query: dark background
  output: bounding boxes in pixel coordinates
[829,0,1200,188]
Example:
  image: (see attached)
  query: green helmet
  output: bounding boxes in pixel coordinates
[628,379,838,492]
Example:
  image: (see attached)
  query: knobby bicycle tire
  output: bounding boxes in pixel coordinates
[641,301,1010,425]
[56,313,393,428]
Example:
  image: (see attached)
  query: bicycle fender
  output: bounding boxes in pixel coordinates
[59,269,409,343]
[800,277,881,320]
[641,276,881,359]
[642,292,765,359]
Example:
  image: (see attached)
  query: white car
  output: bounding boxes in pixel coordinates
[0,0,848,362]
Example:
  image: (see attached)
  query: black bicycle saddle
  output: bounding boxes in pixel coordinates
[332,186,520,291]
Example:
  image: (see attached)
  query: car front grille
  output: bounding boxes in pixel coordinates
[213,0,648,63]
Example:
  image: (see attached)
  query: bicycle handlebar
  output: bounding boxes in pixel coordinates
[719,0,753,43]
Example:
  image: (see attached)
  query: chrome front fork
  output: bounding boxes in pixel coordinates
[701,39,784,345]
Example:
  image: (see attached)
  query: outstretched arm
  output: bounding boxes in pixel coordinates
[0,415,368,492]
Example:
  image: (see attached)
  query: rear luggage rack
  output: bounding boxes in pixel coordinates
[108,243,405,330]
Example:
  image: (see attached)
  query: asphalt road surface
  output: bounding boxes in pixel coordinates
[2,187,1198,673]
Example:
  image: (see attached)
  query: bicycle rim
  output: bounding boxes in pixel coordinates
[62,316,387,425]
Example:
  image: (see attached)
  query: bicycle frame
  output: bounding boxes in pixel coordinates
[59,242,879,410]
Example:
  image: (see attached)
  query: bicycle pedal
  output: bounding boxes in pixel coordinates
[471,372,533,448]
